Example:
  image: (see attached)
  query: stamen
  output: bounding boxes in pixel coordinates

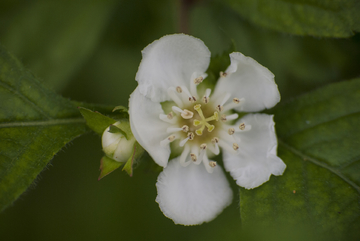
[236,123,251,132]
[159,114,177,124]
[220,71,227,77]
[191,145,201,165]
[209,161,217,167]
[180,85,196,103]
[209,137,220,155]
[167,88,184,108]
[188,96,197,103]
[202,154,214,174]
[221,113,239,122]
[190,153,197,162]
[218,139,237,154]
[216,105,223,112]
[233,143,239,150]
[180,132,194,146]
[239,123,245,130]
[160,135,176,147]
[182,125,189,132]
[194,76,204,85]
[179,144,191,167]
[167,112,174,119]
[166,125,189,133]
[198,144,207,166]
[202,88,212,104]
[228,128,235,135]
[220,93,231,106]
[200,143,207,150]
[176,86,182,93]
[211,137,219,144]
[223,98,244,112]
[172,106,194,119]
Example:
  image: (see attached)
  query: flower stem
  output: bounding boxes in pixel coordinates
[179,0,196,34]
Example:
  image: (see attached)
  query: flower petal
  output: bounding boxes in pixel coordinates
[129,87,170,167]
[136,34,211,102]
[156,158,233,225]
[213,52,280,112]
[223,114,286,189]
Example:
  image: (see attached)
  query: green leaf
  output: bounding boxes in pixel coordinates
[240,79,360,239]
[221,0,360,37]
[78,107,130,139]
[1,0,118,91]
[78,107,116,136]
[98,155,123,180]
[122,142,144,177]
[0,45,89,211]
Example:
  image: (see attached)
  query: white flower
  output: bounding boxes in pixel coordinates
[128,34,286,225]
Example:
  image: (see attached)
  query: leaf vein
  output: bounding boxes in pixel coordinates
[279,139,360,194]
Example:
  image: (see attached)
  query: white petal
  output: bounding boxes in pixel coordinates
[213,52,280,112]
[136,34,211,102]
[223,114,286,189]
[156,158,233,226]
[129,87,170,167]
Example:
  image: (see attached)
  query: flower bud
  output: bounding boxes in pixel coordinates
[102,121,135,162]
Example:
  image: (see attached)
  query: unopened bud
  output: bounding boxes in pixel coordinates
[102,121,136,162]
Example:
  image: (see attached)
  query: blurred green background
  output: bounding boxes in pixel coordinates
[0,0,359,240]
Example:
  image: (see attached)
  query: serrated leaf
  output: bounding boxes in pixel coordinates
[240,79,360,239]
[98,155,123,180]
[222,0,360,37]
[0,45,89,211]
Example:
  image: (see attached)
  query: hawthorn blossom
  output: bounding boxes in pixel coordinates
[128,34,286,225]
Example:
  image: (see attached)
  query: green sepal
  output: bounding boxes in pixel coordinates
[78,107,116,135]
[112,105,128,113]
[98,156,124,180]
[78,107,132,139]
[122,142,145,177]
[108,124,128,140]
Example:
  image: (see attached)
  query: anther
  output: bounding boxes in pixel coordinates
[167,112,174,119]
[216,105,223,112]
[221,114,227,122]
[182,125,189,132]
[188,96,197,103]
[190,153,197,162]
[233,143,239,150]
[194,76,204,85]
[220,71,227,77]
[202,96,209,104]
[209,161,217,167]
[160,135,176,147]
[239,123,246,130]
[233,98,240,104]
[181,109,194,119]
[211,137,219,144]
[228,128,235,135]
[176,86,182,93]
[200,143,207,150]
[187,132,195,140]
